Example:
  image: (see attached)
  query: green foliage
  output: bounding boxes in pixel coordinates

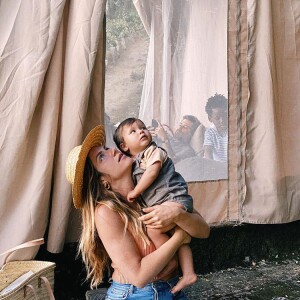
[106,1,144,48]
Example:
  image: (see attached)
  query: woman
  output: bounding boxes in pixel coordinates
[65,125,210,299]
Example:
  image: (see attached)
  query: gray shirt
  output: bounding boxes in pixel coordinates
[132,143,193,212]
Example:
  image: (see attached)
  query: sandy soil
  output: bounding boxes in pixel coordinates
[104,34,149,125]
[185,259,300,299]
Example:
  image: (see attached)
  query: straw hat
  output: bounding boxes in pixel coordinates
[65,125,106,209]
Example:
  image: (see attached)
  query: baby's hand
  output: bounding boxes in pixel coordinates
[127,190,139,202]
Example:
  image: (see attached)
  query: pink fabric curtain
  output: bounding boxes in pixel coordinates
[135,0,300,224]
[0,0,106,264]
[134,0,228,129]
[1,0,300,266]
[242,0,300,223]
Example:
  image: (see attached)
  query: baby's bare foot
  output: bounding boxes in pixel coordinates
[171,273,198,294]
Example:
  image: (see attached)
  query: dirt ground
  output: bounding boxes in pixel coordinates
[67,259,300,300]
[104,33,149,125]
[185,259,300,300]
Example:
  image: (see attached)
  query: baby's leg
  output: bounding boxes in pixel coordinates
[171,244,197,294]
[147,227,169,249]
[147,228,178,279]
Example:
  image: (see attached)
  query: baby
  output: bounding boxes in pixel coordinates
[113,117,197,293]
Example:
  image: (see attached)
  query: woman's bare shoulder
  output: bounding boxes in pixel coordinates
[95,202,123,227]
[95,202,112,213]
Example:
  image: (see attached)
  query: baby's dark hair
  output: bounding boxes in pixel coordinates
[113,117,139,156]
[205,93,228,116]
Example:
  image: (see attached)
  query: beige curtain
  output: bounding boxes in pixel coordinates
[134,0,231,223]
[1,0,300,267]
[135,0,300,224]
[0,0,106,264]
[134,0,227,129]
[242,0,300,223]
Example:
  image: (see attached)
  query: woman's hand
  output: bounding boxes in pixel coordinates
[139,202,210,238]
[138,202,183,230]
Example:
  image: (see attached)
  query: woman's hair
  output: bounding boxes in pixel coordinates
[79,158,149,288]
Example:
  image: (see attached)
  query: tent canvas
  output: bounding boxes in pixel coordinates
[0,0,299,265]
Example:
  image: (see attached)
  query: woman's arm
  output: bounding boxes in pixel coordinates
[139,202,210,238]
[95,205,190,288]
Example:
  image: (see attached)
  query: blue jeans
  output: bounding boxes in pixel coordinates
[105,276,188,299]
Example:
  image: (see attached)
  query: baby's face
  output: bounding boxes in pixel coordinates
[209,107,228,134]
[120,120,152,156]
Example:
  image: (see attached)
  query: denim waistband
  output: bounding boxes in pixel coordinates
[107,276,188,299]
[109,275,179,292]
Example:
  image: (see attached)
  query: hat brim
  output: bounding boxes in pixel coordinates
[72,125,106,209]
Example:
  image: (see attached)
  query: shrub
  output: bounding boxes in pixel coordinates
[106,1,144,48]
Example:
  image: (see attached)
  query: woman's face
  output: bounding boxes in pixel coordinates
[88,146,133,181]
